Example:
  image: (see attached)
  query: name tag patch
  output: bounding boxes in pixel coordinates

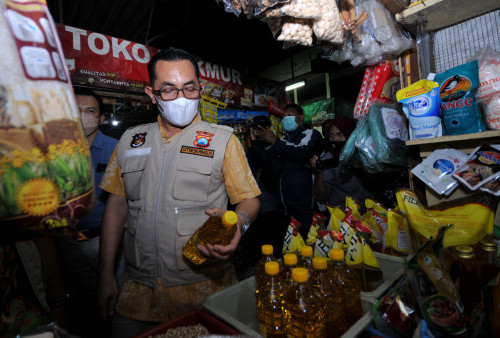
[180,146,214,158]
[126,147,151,158]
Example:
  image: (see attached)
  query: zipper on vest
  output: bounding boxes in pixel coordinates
[153,145,168,277]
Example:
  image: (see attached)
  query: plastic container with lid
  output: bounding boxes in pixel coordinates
[280,253,297,291]
[299,245,314,274]
[182,211,238,265]
[255,244,278,288]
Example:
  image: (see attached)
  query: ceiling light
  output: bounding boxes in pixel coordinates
[285,81,305,91]
[111,120,120,126]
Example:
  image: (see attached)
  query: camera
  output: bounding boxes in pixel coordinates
[315,157,339,170]
[247,115,271,129]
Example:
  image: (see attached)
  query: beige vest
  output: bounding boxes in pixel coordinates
[117,120,233,287]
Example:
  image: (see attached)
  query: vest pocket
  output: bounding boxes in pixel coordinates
[173,162,212,202]
[121,166,146,201]
[174,207,207,271]
[123,206,141,268]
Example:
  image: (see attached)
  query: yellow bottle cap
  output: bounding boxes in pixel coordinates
[329,248,344,261]
[292,267,308,283]
[265,261,280,275]
[480,239,497,251]
[222,211,238,228]
[312,257,327,270]
[300,245,313,257]
[284,253,297,266]
[262,244,273,255]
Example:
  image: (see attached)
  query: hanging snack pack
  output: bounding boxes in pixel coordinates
[0,0,94,239]
[435,60,485,135]
[396,190,494,250]
[453,144,500,191]
[367,102,409,166]
[397,79,442,140]
[473,47,500,130]
[411,148,469,195]
[276,18,313,46]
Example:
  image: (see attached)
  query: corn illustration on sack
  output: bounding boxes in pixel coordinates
[0,0,94,239]
[396,189,494,248]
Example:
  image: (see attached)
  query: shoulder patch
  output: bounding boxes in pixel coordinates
[130,132,147,148]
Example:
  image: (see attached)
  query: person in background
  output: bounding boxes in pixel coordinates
[311,117,373,210]
[97,47,260,337]
[56,88,124,337]
[233,115,283,279]
[255,104,323,253]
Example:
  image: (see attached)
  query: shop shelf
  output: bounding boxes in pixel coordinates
[202,275,377,337]
[134,308,240,338]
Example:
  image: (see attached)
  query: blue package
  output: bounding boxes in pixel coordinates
[397,79,442,140]
[435,60,485,135]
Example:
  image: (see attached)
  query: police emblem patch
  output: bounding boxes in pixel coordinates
[193,131,214,148]
[130,132,147,148]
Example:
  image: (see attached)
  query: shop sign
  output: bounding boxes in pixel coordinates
[57,24,158,92]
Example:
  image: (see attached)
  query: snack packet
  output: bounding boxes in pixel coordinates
[346,196,362,219]
[396,190,495,249]
[282,217,306,254]
[326,204,345,232]
[435,60,485,135]
[386,209,410,255]
[453,144,500,191]
[306,215,320,246]
[407,225,467,335]
[314,230,343,258]
[411,148,469,195]
[396,79,442,140]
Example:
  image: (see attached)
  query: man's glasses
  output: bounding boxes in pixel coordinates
[153,86,201,101]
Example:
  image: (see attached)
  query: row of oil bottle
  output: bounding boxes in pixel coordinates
[254,244,365,338]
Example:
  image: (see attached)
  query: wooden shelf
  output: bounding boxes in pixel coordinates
[396,0,500,32]
[406,130,500,146]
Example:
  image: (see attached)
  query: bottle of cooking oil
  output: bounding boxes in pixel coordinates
[255,244,278,288]
[255,261,287,338]
[299,245,314,275]
[455,245,481,315]
[283,267,326,337]
[182,210,238,264]
[280,253,298,292]
[311,257,346,337]
[329,248,363,328]
[475,238,500,289]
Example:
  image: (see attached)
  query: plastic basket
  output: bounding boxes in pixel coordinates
[202,276,377,337]
[360,252,406,300]
[134,308,240,338]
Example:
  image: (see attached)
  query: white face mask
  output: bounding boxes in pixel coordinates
[82,113,100,136]
[157,97,199,127]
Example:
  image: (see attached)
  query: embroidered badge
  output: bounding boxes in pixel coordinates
[193,131,214,148]
[130,132,147,148]
[180,146,214,158]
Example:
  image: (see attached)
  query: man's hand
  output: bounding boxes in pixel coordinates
[97,273,119,321]
[197,208,242,261]
[254,125,277,144]
[310,154,323,173]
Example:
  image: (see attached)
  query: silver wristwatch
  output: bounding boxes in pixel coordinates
[237,212,251,235]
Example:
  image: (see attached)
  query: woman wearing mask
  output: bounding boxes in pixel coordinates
[311,117,373,209]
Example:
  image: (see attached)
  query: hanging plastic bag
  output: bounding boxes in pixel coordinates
[312,0,343,44]
[0,0,94,239]
[276,18,314,46]
[339,119,362,167]
[367,102,408,166]
[354,118,386,172]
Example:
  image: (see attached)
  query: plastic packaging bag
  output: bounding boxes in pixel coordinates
[354,119,386,172]
[397,79,442,140]
[453,144,500,191]
[435,60,485,135]
[276,18,313,46]
[469,46,500,130]
[411,148,469,195]
[282,217,306,254]
[339,119,361,167]
[0,0,94,239]
[280,0,321,19]
[312,0,343,44]
[367,102,408,166]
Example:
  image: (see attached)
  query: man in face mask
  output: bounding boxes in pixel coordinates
[97,48,260,337]
[56,88,124,337]
[255,104,323,252]
[311,117,373,210]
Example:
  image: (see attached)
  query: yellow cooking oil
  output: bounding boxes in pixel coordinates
[255,244,278,288]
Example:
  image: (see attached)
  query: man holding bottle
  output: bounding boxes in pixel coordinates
[97,48,260,337]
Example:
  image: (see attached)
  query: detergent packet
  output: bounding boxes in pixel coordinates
[435,60,485,135]
[453,144,500,190]
[411,148,469,195]
[396,79,442,140]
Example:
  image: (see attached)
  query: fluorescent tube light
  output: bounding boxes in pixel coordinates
[285,81,305,91]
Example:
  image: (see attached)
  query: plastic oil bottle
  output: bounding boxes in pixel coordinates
[299,245,314,275]
[182,210,238,264]
[475,238,500,289]
[255,261,287,338]
[455,245,481,315]
[255,244,278,288]
[283,267,326,338]
[329,248,363,328]
[310,257,346,337]
[280,253,298,292]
